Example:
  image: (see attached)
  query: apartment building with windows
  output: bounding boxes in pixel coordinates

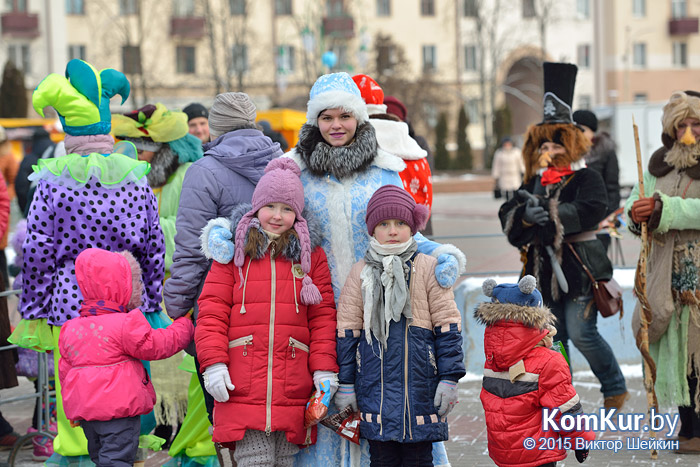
[2,0,698,165]
[600,0,700,104]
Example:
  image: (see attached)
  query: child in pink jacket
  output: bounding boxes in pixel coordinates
[59,248,194,467]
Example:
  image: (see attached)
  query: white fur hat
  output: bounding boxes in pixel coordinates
[305,72,369,127]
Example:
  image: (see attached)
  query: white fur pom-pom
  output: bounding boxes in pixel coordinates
[482,278,497,297]
[519,275,537,294]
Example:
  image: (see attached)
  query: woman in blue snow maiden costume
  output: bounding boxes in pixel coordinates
[205,72,467,466]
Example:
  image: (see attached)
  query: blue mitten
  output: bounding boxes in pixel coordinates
[435,253,459,288]
[208,226,234,264]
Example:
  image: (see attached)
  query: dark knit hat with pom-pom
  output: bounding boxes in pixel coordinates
[365,185,429,235]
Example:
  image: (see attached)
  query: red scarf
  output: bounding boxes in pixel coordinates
[541,166,574,186]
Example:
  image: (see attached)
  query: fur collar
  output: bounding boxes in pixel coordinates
[648,145,700,179]
[286,143,405,175]
[147,144,180,188]
[296,122,379,179]
[474,302,555,330]
[243,226,301,263]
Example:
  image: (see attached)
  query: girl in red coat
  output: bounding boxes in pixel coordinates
[195,158,338,467]
[476,276,594,467]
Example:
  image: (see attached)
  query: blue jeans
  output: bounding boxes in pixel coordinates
[550,295,626,398]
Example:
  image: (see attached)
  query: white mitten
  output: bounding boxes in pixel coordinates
[334,384,357,411]
[313,370,339,399]
[202,363,235,403]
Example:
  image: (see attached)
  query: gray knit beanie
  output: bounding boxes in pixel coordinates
[208,92,257,140]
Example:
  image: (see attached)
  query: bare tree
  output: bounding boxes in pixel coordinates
[369,33,449,144]
[463,0,507,166]
[535,0,559,61]
[204,0,271,94]
[291,0,330,87]
[203,0,225,94]
[91,0,161,107]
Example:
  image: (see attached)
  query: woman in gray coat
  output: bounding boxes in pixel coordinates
[163,93,281,454]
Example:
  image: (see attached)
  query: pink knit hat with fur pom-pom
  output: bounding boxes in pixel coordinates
[365,185,429,235]
[233,158,321,305]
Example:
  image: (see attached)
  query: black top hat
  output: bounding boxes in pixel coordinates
[541,62,577,125]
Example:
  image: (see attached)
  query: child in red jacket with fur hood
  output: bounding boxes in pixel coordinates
[476,276,595,467]
[195,158,338,466]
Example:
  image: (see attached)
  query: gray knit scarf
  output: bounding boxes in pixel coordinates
[360,237,417,348]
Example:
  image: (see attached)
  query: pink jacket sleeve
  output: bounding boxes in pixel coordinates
[0,172,10,238]
[122,309,194,361]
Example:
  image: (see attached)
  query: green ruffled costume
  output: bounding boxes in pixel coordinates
[113,102,216,464]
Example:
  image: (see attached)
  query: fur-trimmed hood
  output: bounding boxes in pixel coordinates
[147,144,180,188]
[474,301,555,330]
[476,302,557,371]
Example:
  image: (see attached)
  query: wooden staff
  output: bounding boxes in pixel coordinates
[632,117,658,459]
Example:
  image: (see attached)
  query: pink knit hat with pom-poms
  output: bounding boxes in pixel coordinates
[233,158,322,305]
[365,185,429,235]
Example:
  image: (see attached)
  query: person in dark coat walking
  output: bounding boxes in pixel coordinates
[498,63,628,411]
[257,120,289,152]
[573,110,620,215]
[16,127,55,216]
[574,110,621,252]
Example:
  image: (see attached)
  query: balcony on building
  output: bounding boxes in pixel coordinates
[1,11,39,38]
[669,17,699,35]
[170,17,205,39]
[322,16,354,39]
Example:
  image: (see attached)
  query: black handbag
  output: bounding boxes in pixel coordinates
[493,184,502,199]
[567,243,623,318]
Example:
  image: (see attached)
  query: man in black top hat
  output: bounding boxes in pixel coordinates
[498,62,628,412]
[183,102,210,144]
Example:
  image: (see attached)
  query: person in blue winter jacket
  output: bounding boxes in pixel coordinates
[335,185,465,466]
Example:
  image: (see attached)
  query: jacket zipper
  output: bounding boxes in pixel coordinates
[403,259,415,440]
[229,335,253,356]
[289,337,309,358]
[266,247,277,435]
[379,345,384,436]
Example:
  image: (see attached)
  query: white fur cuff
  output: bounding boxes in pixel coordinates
[200,217,232,259]
[306,91,369,127]
[430,244,467,274]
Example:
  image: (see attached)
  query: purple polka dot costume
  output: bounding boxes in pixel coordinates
[19,59,165,326]
[20,179,164,325]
